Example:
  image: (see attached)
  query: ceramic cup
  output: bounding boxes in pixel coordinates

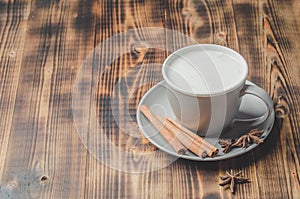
[162,44,273,137]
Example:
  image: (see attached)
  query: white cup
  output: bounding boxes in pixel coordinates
[162,44,273,137]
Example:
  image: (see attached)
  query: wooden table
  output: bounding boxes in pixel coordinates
[0,0,299,198]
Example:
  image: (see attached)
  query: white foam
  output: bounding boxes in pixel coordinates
[165,48,246,94]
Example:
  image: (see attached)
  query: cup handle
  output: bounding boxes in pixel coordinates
[231,83,273,127]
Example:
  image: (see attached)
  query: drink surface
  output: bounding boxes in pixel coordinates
[164,48,246,95]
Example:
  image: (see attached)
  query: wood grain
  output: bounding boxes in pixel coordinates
[0,0,299,198]
[0,0,30,183]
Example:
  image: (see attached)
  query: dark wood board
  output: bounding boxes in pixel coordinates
[0,0,299,198]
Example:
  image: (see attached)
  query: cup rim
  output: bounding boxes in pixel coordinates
[162,44,248,97]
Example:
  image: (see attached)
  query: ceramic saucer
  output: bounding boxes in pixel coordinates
[136,80,275,161]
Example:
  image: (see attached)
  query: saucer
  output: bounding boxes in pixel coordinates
[136,80,275,161]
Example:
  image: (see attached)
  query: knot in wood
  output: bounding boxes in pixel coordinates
[7,180,18,189]
[182,8,193,18]
[9,51,16,58]
[216,32,227,42]
[132,43,148,54]
[39,175,49,185]
[274,96,290,118]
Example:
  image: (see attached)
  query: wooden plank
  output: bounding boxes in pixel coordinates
[0,0,31,185]
[254,0,300,198]
[84,0,174,198]
[0,0,95,198]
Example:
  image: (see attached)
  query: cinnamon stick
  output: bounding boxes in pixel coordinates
[166,117,219,157]
[156,115,209,158]
[140,105,186,155]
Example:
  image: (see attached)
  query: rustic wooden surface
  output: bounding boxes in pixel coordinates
[0,0,299,198]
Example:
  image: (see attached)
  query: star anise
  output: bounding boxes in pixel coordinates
[218,138,236,153]
[232,129,265,148]
[219,169,250,193]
